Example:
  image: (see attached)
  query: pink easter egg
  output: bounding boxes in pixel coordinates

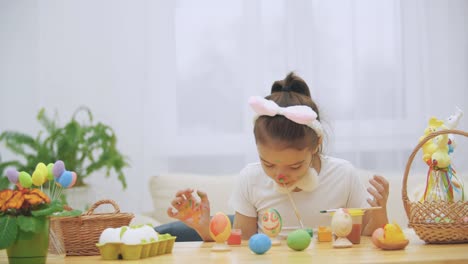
[69,172,77,188]
[209,212,232,243]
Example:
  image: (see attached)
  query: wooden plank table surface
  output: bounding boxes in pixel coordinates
[1,229,467,263]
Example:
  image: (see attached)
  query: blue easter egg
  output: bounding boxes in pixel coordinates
[57,170,73,188]
[248,234,272,255]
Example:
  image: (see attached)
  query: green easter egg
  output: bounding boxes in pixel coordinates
[47,163,54,180]
[18,171,32,188]
[287,229,311,251]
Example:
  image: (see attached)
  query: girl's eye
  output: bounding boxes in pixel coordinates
[290,165,301,170]
[263,163,274,168]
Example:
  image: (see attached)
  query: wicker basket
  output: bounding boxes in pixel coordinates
[402,129,468,244]
[50,199,134,256]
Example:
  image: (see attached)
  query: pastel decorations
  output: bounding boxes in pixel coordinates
[18,171,32,188]
[46,163,54,181]
[52,160,65,179]
[248,234,271,255]
[261,208,282,238]
[6,169,19,184]
[286,229,311,251]
[57,171,73,188]
[32,162,48,186]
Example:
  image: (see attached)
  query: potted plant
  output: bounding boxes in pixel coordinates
[0,165,66,264]
[0,106,130,207]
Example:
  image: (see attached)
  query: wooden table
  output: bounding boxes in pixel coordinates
[1,229,467,263]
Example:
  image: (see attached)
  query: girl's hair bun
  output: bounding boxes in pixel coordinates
[271,72,311,97]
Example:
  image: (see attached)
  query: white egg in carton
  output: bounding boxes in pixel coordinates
[96,224,176,260]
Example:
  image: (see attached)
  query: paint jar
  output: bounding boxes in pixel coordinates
[346,209,364,244]
[227,229,242,245]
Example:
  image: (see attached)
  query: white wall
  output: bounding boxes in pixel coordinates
[1,0,467,214]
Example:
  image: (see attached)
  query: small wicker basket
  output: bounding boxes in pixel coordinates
[402,129,468,244]
[50,199,134,256]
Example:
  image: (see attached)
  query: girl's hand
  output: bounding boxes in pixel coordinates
[366,175,389,208]
[166,188,212,240]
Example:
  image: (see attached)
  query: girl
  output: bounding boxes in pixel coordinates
[167,72,389,241]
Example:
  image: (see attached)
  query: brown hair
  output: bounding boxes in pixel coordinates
[253,72,321,151]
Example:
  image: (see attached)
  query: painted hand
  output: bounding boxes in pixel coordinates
[167,189,211,231]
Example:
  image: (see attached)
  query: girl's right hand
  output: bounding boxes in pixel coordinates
[166,188,212,241]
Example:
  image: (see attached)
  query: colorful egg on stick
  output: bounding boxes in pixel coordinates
[46,163,54,181]
[57,171,73,188]
[53,160,65,179]
[18,171,32,188]
[209,212,232,251]
[6,169,19,184]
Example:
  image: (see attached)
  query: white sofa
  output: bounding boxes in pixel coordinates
[146,170,445,228]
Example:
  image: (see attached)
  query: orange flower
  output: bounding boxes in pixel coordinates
[0,189,51,211]
[3,191,24,211]
[24,189,50,206]
[0,189,14,211]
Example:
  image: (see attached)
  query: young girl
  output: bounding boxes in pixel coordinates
[167,72,389,241]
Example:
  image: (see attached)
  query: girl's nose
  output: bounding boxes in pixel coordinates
[277,174,286,182]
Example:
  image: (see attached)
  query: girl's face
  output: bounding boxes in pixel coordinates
[256,143,314,188]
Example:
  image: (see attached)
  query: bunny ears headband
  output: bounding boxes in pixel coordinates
[248,96,323,138]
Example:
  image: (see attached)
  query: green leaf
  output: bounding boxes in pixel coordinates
[0,216,18,249]
[17,215,45,233]
[31,200,64,217]
[52,209,82,217]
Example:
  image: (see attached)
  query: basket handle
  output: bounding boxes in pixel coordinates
[402,129,468,219]
[85,199,121,215]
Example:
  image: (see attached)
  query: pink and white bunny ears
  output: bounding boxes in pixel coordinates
[248,96,323,138]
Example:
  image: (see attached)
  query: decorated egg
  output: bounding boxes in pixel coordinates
[46,163,55,181]
[209,212,232,243]
[286,229,311,251]
[261,208,282,238]
[249,234,271,254]
[331,209,352,237]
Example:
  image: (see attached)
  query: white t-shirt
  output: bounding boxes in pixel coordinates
[228,156,370,231]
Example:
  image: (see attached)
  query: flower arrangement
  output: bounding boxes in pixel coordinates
[0,160,79,250]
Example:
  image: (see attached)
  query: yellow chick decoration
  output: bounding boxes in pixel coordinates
[431,133,451,169]
[420,117,445,165]
[371,222,409,250]
[382,223,406,244]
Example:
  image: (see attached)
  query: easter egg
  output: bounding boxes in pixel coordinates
[371,227,384,248]
[18,171,32,188]
[261,208,282,238]
[35,163,48,182]
[248,234,272,255]
[99,227,122,244]
[6,169,19,184]
[287,229,311,251]
[57,171,73,188]
[46,163,54,181]
[331,209,352,237]
[31,170,46,186]
[121,227,142,245]
[53,160,65,179]
[209,212,232,243]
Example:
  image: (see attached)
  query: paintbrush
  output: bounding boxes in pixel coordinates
[319,207,382,213]
[282,181,305,229]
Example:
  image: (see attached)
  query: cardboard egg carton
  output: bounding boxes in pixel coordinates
[96,234,176,260]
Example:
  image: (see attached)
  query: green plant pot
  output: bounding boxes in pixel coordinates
[6,218,49,264]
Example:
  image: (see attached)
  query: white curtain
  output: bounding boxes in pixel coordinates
[0,0,467,213]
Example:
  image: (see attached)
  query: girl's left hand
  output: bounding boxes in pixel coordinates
[366,175,389,208]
